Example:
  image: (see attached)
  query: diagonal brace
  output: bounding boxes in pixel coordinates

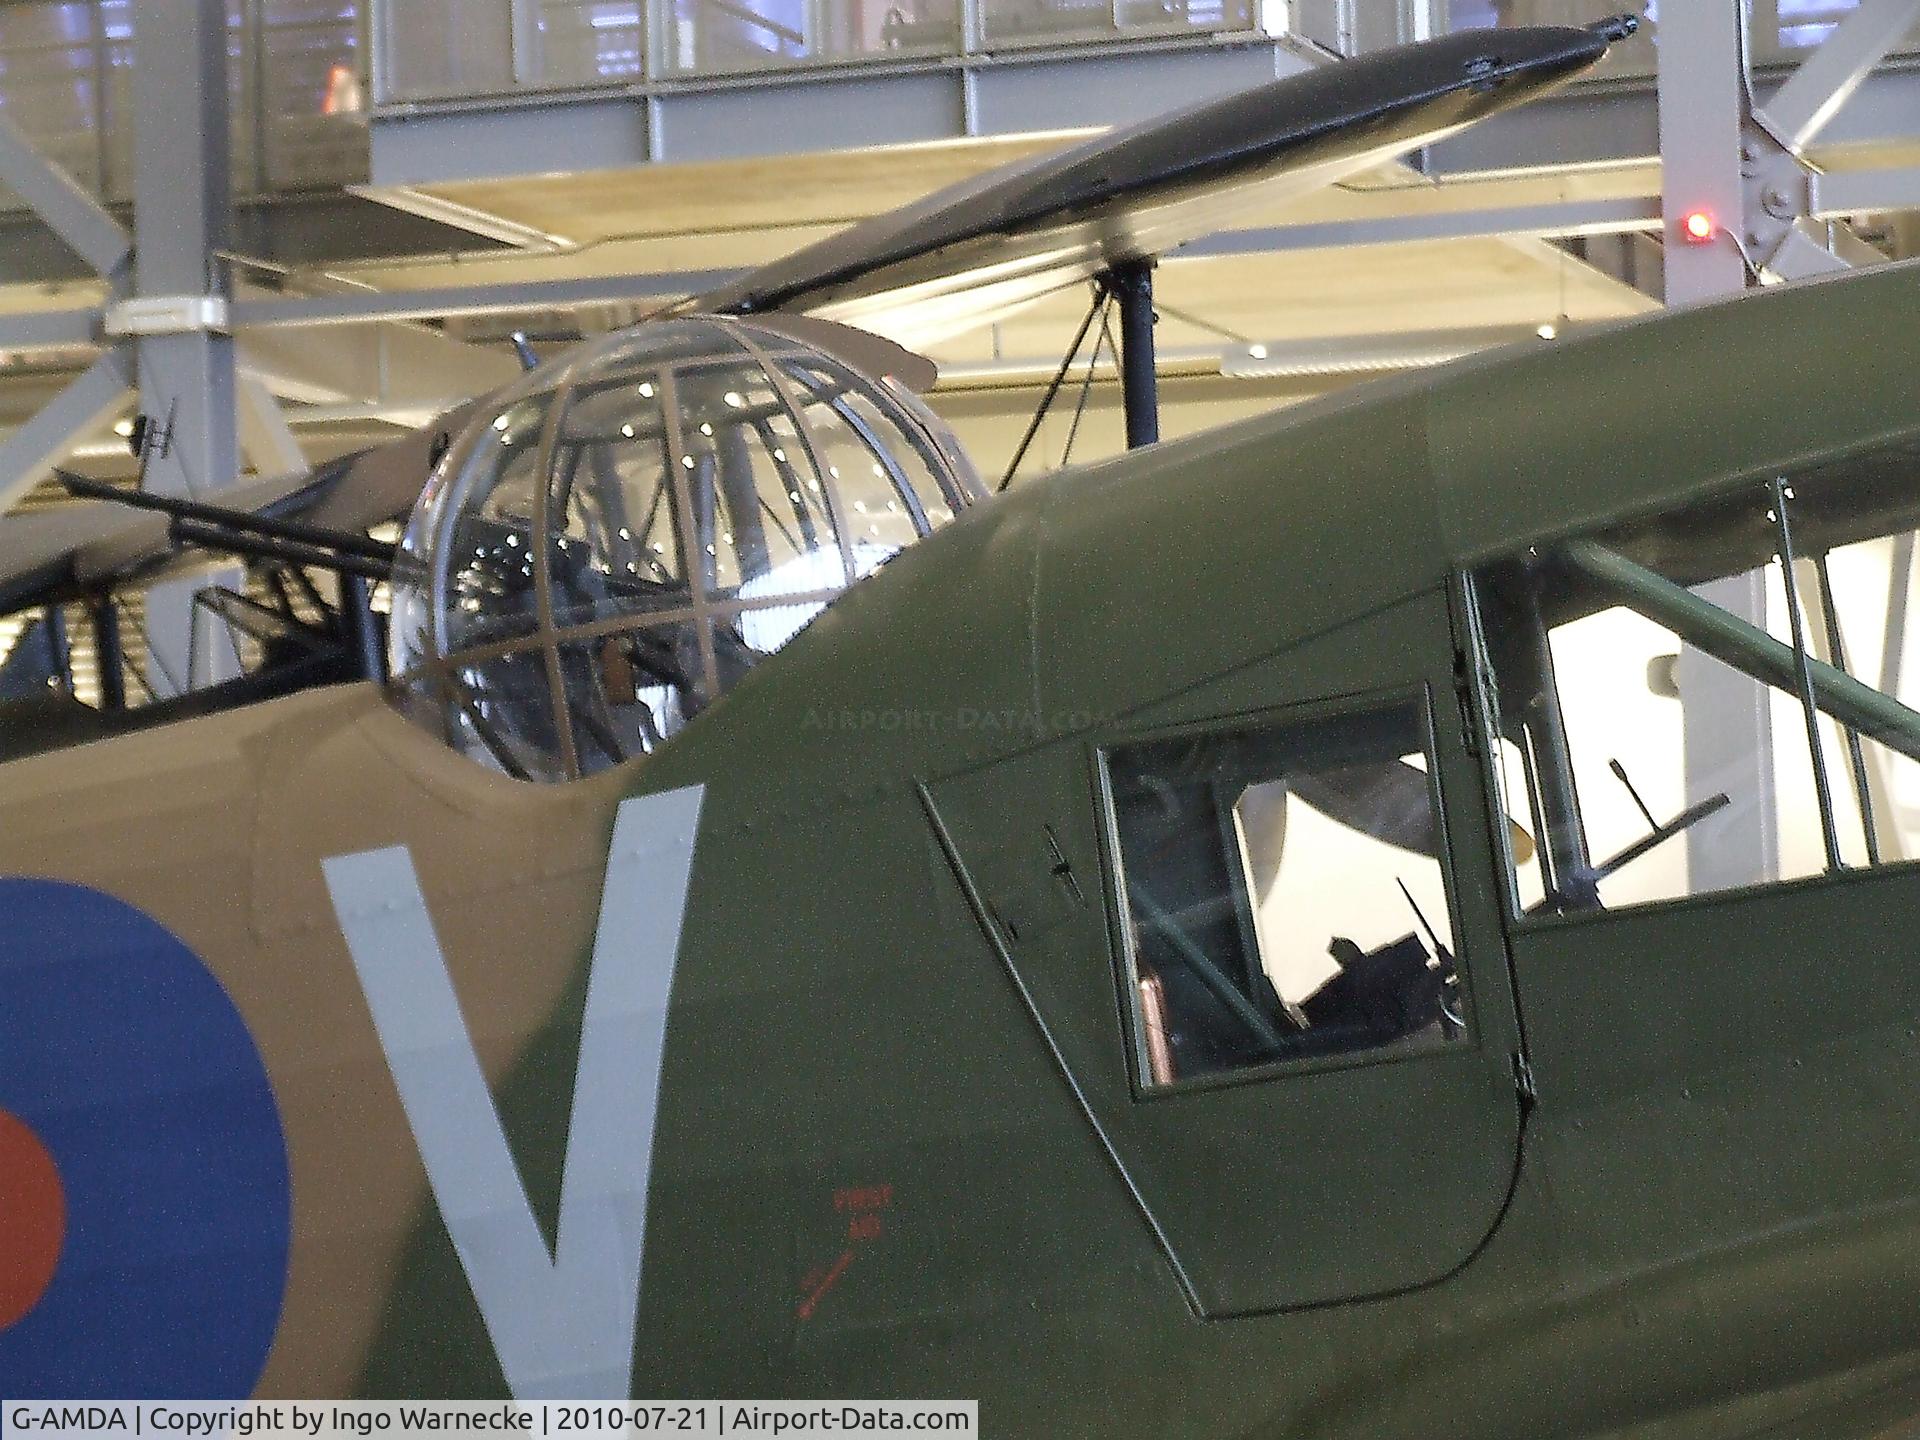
[0,346,132,512]
[0,110,131,280]
[1756,0,1920,155]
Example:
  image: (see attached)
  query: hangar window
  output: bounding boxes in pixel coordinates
[1470,445,1920,918]
[1104,698,1467,1088]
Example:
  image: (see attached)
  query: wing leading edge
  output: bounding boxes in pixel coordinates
[687,23,1625,346]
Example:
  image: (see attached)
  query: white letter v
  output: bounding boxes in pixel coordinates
[323,784,704,1398]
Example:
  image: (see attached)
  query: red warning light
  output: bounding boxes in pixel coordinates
[1681,210,1716,244]
[323,63,363,117]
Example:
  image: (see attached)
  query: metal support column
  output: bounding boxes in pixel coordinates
[1659,5,1750,302]
[1659,0,1779,893]
[1107,257,1159,451]
[44,602,70,693]
[89,595,125,712]
[340,574,385,682]
[133,0,241,694]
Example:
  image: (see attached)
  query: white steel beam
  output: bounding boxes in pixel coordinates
[1756,0,1920,155]
[0,112,131,280]
[0,347,131,511]
[1763,220,1858,282]
[239,323,519,412]
[134,0,238,694]
[1180,197,1663,261]
[1813,164,1920,216]
[235,371,307,478]
[229,271,740,329]
[0,308,105,353]
[1659,0,1779,893]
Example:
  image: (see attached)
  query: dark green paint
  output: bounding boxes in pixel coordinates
[355,257,1920,1433]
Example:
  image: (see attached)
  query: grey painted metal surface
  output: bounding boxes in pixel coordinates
[1756,0,1920,153]
[652,70,966,164]
[1655,0,1779,897]
[131,0,237,504]
[0,349,131,512]
[132,0,240,695]
[369,35,1308,187]
[1426,62,1920,178]
[1818,162,1920,213]
[0,310,107,354]
[961,38,1307,132]
[1656,6,1747,301]
[370,98,651,187]
[0,109,131,280]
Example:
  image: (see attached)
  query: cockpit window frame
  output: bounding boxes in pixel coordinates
[385,317,984,784]
[1457,490,1920,931]
[1089,683,1488,1103]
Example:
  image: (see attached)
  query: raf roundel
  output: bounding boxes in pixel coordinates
[0,1109,63,1330]
[0,878,291,1397]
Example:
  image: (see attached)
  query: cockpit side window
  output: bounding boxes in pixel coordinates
[1103,697,1467,1089]
[1468,444,1920,919]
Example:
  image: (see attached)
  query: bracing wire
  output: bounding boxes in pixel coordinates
[998,279,1111,493]
[1058,298,1117,473]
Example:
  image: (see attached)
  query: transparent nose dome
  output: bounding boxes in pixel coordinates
[387,315,982,782]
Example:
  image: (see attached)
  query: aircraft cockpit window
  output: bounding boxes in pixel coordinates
[778,358,970,551]
[387,316,983,782]
[1469,446,1920,918]
[442,392,555,656]
[1105,699,1467,1088]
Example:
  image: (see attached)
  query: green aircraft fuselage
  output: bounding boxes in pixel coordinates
[5,258,1920,1438]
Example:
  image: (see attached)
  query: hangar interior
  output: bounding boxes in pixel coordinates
[0,0,1916,715]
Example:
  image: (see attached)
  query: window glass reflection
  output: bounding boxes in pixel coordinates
[547,377,686,634]
[1108,700,1465,1087]
[389,317,982,781]
[438,394,553,654]
[1472,444,1920,919]
[778,360,923,577]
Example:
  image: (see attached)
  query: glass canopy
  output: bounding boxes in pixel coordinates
[387,315,982,781]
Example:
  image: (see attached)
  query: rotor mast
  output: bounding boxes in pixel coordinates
[1104,257,1159,450]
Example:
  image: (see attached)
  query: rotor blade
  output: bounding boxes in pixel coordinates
[688,23,1622,346]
